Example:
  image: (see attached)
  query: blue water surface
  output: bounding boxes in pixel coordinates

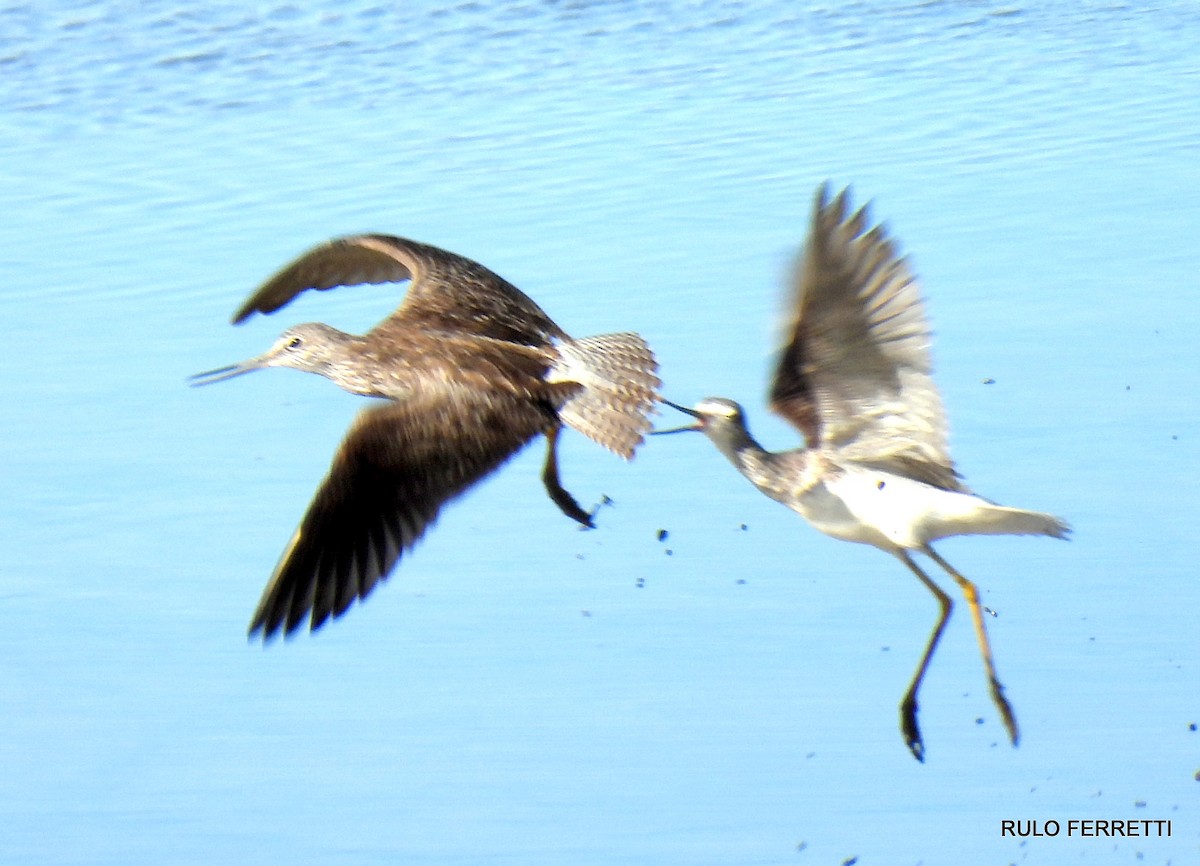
[2,1,1198,864]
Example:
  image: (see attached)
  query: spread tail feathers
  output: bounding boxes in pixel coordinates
[550,332,661,459]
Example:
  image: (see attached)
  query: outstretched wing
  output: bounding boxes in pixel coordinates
[247,393,553,640]
[769,184,959,490]
[232,234,567,346]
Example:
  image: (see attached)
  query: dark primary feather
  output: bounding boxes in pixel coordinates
[769,184,959,490]
[233,234,567,347]
[232,234,416,322]
[248,391,557,640]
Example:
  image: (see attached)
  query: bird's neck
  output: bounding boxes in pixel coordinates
[709,424,768,472]
[310,334,383,397]
[713,426,810,504]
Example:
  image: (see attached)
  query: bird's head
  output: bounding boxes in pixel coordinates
[190,322,353,386]
[653,397,750,447]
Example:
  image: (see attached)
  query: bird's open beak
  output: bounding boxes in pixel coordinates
[188,357,264,387]
[651,399,705,434]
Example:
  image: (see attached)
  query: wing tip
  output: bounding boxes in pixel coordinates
[815,180,851,215]
[246,614,281,644]
[230,305,256,325]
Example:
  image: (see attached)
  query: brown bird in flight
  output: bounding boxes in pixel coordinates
[193,235,660,640]
[657,185,1069,760]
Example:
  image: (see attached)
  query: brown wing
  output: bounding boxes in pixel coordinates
[233,234,568,346]
[247,393,554,640]
[769,184,959,489]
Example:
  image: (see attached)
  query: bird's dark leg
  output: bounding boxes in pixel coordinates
[895,551,954,763]
[541,426,596,529]
[924,545,1019,749]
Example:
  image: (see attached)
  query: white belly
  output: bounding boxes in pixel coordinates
[790,464,984,551]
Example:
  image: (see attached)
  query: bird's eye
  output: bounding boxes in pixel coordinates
[287,336,302,349]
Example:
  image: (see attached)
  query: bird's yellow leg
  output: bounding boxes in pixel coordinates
[895,551,953,763]
[924,545,1019,748]
[541,426,595,528]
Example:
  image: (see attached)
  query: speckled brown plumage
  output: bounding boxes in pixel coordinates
[193,235,660,640]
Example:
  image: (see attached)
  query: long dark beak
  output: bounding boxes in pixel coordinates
[188,358,262,387]
[651,399,705,434]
